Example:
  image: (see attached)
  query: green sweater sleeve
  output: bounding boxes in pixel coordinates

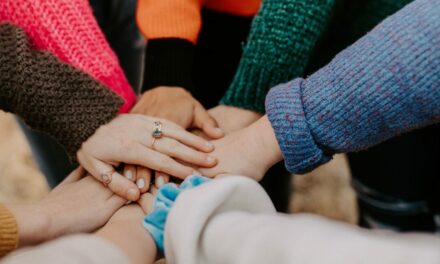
[220,0,335,113]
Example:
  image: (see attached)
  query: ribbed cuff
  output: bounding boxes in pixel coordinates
[0,204,18,257]
[143,38,195,93]
[221,63,279,113]
[265,78,331,174]
[143,175,210,254]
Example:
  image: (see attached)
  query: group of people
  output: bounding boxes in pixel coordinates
[0,0,439,263]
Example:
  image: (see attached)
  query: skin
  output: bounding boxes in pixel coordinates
[77,114,217,201]
[128,87,224,188]
[199,115,283,181]
[6,168,126,247]
[208,105,262,134]
[97,194,157,264]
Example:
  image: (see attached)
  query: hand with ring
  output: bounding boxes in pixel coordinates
[77,114,218,201]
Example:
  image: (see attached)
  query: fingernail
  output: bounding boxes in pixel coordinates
[137,178,145,189]
[205,142,214,149]
[125,170,133,181]
[156,176,165,187]
[206,156,216,163]
[193,170,202,176]
[127,188,138,201]
[215,127,223,134]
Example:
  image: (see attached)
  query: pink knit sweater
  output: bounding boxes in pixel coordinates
[0,0,136,113]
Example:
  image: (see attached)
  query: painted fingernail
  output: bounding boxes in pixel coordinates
[156,176,165,187]
[206,156,216,163]
[193,170,202,176]
[137,178,145,189]
[127,188,138,201]
[125,170,133,181]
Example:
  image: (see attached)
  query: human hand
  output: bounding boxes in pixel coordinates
[208,105,262,134]
[130,87,223,189]
[77,114,217,201]
[132,87,223,138]
[97,194,156,264]
[199,116,283,181]
[8,167,126,246]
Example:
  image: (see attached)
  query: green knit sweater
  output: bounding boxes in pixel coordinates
[220,0,413,113]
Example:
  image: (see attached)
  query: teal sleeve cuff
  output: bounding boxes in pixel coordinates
[143,175,210,254]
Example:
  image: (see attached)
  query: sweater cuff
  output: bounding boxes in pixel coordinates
[265,78,331,174]
[143,175,210,254]
[143,38,195,93]
[0,204,18,257]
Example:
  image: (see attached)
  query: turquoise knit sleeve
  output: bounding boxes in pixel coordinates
[220,0,335,113]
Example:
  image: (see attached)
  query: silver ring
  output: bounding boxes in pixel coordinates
[152,121,163,138]
[100,171,113,187]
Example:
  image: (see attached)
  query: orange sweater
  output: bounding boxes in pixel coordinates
[136,0,261,43]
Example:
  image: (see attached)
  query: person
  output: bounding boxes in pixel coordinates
[0,167,159,264]
[197,0,440,216]
[3,176,439,264]
[0,23,217,201]
[0,0,223,186]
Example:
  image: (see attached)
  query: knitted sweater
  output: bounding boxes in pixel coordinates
[221,0,412,113]
[0,205,17,258]
[137,0,261,92]
[266,0,440,174]
[0,23,122,159]
[0,0,136,113]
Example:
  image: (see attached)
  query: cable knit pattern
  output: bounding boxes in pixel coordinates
[0,0,136,112]
[221,0,336,113]
[0,24,123,159]
[266,0,440,173]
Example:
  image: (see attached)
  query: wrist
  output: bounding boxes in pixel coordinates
[252,115,283,170]
[6,203,51,247]
[97,221,157,264]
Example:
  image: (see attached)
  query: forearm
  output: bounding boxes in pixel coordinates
[202,213,440,264]
[0,0,136,112]
[266,0,440,173]
[0,24,122,159]
[96,223,156,264]
[221,0,335,113]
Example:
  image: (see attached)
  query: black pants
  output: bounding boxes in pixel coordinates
[349,124,440,232]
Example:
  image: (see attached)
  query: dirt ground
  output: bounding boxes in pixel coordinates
[0,110,357,223]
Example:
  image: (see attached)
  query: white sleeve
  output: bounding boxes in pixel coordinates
[1,235,130,264]
[164,176,440,264]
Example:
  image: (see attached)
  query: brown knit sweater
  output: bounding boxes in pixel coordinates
[0,23,123,159]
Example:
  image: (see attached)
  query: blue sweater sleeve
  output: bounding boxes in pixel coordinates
[265,0,440,174]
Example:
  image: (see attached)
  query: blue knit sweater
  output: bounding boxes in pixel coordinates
[265,0,440,174]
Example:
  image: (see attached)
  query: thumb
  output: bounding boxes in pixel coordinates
[193,103,224,139]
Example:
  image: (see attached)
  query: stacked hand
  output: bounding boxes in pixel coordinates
[127,87,224,188]
[77,114,217,201]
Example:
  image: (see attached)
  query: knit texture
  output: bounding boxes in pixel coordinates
[0,0,136,113]
[136,0,261,43]
[221,0,336,113]
[0,24,123,159]
[0,204,18,258]
[266,0,440,174]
